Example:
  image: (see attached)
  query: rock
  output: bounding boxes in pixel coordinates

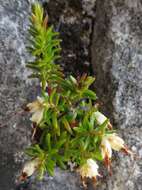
[92,0,142,189]
[0,0,95,190]
[28,168,83,190]
[42,0,95,76]
[0,1,33,190]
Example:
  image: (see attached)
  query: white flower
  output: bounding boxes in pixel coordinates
[94,111,113,129]
[78,159,100,179]
[27,96,45,124]
[19,158,40,181]
[101,133,133,167]
[101,133,125,157]
[100,133,129,170]
[100,137,112,170]
[101,138,112,159]
[94,111,107,125]
[106,133,125,151]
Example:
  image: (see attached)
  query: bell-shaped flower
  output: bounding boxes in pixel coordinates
[19,158,40,181]
[94,111,112,129]
[101,138,112,170]
[101,133,133,169]
[78,159,100,179]
[106,133,133,155]
[106,133,125,151]
[27,96,45,124]
[94,111,107,125]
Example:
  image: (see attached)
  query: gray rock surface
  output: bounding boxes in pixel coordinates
[0,1,32,190]
[0,0,94,190]
[92,0,142,189]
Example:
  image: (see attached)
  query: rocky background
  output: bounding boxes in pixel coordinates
[0,0,142,190]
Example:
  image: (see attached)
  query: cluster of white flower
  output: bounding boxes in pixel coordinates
[78,112,132,182]
[78,131,131,182]
[27,96,45,124]
[20,97,132,184]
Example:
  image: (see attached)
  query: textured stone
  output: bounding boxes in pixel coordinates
[0,1,34,190]
[42,0,95,76]
[92,0,142,189]
[0,0,95,190]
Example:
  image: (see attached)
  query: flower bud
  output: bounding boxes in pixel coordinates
[101,138,112,171]
[106,133,125,151]
[19,158,40,181]
[78,159,100,179]
[101,133,133,165]
[101,138,112,158]
[27,96,45,124]
[94,111,107,125]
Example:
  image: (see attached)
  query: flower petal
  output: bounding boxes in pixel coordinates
[27,96,44,113]
[79,159,100,179]
[101,138,112,159]
[30,108,44,124]
[107,134,125,151]
[94,111,107,125]
[19,158,40,181]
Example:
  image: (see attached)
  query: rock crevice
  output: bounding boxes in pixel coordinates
[92,0,142,189]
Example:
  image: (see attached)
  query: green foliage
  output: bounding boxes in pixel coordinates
[25,3,114,180]
[27,3,63,90]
